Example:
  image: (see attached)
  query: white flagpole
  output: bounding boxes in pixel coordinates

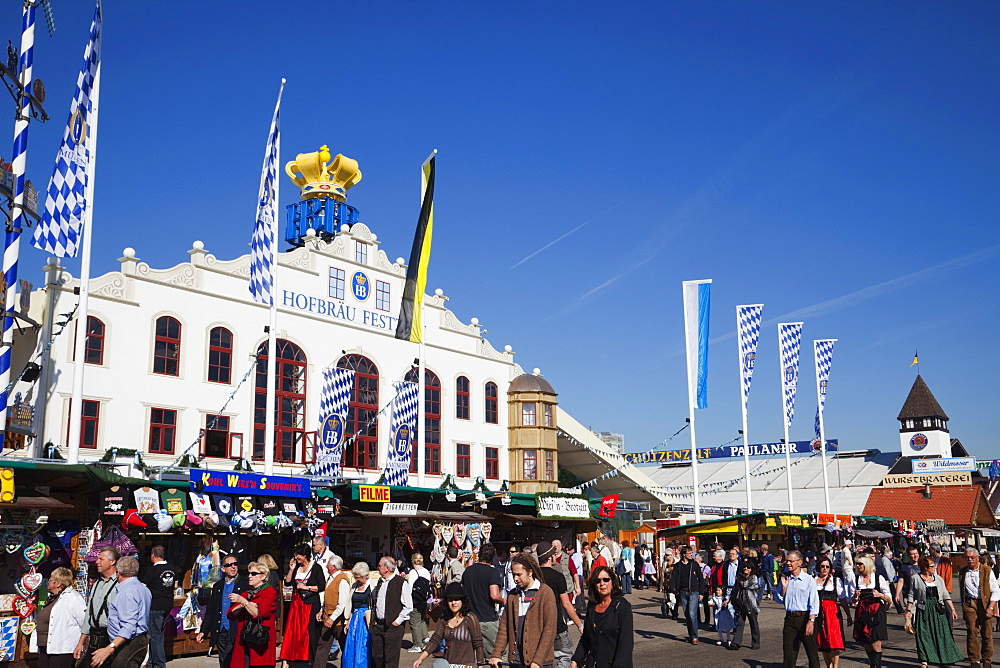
[815,344,830,514]
[66,60,101,466]
[417,335,425,487]
[262,79,285,477]
[737,307,753,514]
[778,323,802,513]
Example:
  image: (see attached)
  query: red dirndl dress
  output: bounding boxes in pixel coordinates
[816,588,845,652]
[279,584,313,662]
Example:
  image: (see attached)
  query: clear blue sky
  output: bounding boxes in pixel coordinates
[4,2,998,460]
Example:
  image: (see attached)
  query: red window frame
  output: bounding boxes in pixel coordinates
[405,368,441,475]
[523,449,537,480]
[153,316,181,376]
[254,340,307,464]
[149,408,177,454]
[456,376,470,420]
[485,447,499,480]
[485,382,498,424]
[544,404,553,427]
[202,414,231,458]
[545,450,555,481]
[81,400,100,449]
[522,402,536,426]
[339,354,379,470]
[456,443,471,477]
[84,317,105,365]
[208,327,233,384]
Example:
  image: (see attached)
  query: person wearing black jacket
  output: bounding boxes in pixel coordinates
[142,547,178,668]
[570,566,633,668]
[196,556,247,668]
[670,546,706,644]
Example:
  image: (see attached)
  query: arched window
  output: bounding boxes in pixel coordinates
[253,339,306,463]
[485,381,498,424]
[404,368,441,475]
[153,316,181,376]
[207,327,233,384]
[338,355,379,470]
[455,376,470,420]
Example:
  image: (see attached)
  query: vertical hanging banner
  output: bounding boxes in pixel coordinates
[313,367,355,477]
[383,381,419,486]
[32,2,101,258]
[682,280,712,409]
[778,323,803,427]
[248,81,284,305]
[395,151,435,342]
[737,305,763,403]
[814,339,836,441]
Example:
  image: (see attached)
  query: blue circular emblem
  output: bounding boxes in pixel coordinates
[393,424,411,457]
[352,271,370,301]
[910,433,928,451]
[68,108,87,149]
[319,413,344,450]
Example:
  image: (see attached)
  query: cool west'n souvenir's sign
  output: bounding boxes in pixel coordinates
[882,472,972,488]
[624,439,839,464]
[536,495,590,519]
[191,470,310,498]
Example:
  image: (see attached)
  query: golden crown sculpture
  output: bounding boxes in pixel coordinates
[285,145,362,202]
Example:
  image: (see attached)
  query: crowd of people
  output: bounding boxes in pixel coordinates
[645,538,1000,668]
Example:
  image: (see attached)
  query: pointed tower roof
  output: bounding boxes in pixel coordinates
[897,375,949,420]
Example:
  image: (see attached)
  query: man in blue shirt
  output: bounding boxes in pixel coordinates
[775,550,820,668]
[90,555,152,668]
[725,548,742,596]
[759,543,775,602]
[197,555,247,668]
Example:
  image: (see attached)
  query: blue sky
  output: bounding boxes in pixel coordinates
[4,2,998,460]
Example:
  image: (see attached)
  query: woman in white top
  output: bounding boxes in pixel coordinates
[32,567,86,668]
[850,555,892,668]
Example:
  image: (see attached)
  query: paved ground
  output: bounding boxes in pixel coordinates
[161,587,978,668]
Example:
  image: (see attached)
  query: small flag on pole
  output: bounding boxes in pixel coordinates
[395,151,435,342]
[682,280,712,409]
[599,494,619,518]
[910,349,919,367]
[31,1,102,257]
[248,80,285,305]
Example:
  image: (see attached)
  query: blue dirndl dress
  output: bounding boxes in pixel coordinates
[343,586,372,668]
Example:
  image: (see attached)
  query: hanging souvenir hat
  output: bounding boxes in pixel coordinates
[183,510,203,530]
[172,512,186,529]
[123,510,147,530]
[156,513,174,532]
[140,514,158,529]
[236,511,255,530]
[306,517,324,533]
[264,515,277,528]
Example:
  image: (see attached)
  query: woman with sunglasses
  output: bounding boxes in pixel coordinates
[227,561,278,668]
[280,544,327,668]
[411,582,483,668]
[814,556,851,668]
[570,566,633,668]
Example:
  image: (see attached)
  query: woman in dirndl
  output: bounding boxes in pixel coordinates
[814,556,851,667]
[851,555,892,668]
[905,556,963,668]
[343,562,376,668]
[279,544,326,668]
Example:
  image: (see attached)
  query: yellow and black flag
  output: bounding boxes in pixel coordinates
[395,151,436,342]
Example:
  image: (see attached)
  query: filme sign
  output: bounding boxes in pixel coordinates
[912,457,976,473]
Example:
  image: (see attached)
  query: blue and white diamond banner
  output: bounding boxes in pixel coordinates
[31,2,101,257]
[313,367,355,477]
[383,381,419,486]
[249,81,284,305]
[778,322,803,428]
[737,304,763,405]
[813,339,836,440]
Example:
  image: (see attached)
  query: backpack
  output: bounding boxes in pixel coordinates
[411,575,431,612]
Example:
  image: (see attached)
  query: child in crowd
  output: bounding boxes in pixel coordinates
[708,585,736,647]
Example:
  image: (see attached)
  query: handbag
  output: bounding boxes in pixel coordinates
[241,617,269,647]
[935,599,948,614]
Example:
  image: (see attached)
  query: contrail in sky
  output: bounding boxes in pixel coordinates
[507,198,627,270]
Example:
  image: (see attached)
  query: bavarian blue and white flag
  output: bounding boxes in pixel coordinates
[737,304,763,405]
[31,1,101,257]
[682,280,712,409]
[383,381,419,486]
[778,322,803,428]
[313,367,355,477]
[813,339,836,441]
[248,80,285,305]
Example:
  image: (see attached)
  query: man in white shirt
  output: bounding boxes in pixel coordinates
[312,536,337,583]
[404,553,432,653]
[315,555,351,668]
[960,548,1000,668]
[370,557,413,668]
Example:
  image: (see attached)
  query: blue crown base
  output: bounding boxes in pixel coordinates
[285,198,360,248]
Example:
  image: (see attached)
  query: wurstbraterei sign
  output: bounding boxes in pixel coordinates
[881,472,971,488]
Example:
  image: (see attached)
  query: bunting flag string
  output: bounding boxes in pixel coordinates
[648,450,822,498]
